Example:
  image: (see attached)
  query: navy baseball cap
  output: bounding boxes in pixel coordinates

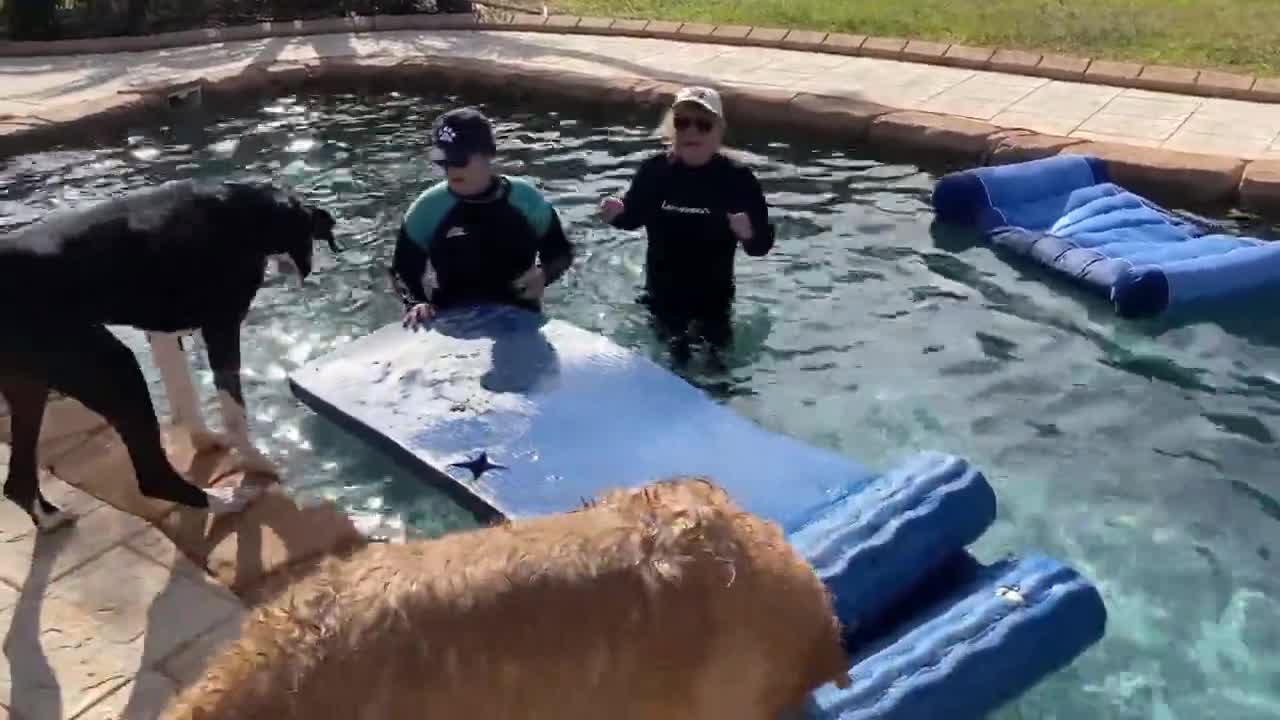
[429,107,497,166]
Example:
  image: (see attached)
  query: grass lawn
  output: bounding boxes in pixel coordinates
[548,0,1280,75]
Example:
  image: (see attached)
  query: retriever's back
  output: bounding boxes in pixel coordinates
[163,477,850,720]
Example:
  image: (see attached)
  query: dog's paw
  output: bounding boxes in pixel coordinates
[203,484,263,514]
[229,445,281,479]
[33,504,77,534]
[188,428,232,454]
[5,490,76,534]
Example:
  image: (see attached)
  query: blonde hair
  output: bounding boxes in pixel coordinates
[655,107,679,144]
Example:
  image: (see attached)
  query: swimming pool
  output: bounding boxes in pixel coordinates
[1,90,1276,719]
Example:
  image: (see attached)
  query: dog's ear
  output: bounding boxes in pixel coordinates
[258,186,340,280]
[272,192,317,280]
[310,206,340,253]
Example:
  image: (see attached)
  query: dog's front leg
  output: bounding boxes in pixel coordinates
[148,330,226,453]
[202,320,279,478]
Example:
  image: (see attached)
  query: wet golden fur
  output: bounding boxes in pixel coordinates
[162,477,851,720]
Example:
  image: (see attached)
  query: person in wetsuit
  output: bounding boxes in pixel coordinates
[599,86,775,362]
[391,107,574,328]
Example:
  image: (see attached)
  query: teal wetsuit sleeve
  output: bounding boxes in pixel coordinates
[537,209,574,285]
[507,177,574,285]
[391,224,431,306]
[401,182,456,250]
[392,183,454,305]
[506,177,555,237]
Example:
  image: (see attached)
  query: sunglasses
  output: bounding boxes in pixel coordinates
[434,157,470,170]
[673,115,716,133]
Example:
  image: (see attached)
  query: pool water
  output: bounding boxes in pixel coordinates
[1,90,1277,719]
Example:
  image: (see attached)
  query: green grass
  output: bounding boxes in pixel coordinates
[549,0,1280,76]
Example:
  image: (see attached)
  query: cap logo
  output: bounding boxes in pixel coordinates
[437,125,457,144]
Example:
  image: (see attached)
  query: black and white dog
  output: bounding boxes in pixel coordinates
[0,179,338,532]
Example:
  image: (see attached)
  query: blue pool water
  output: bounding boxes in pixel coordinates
[0,90,1277,719]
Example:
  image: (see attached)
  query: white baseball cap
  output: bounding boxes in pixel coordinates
[672,86,724,118]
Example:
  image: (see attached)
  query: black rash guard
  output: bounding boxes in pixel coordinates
[607,150,775,317]
[390,176,573,314]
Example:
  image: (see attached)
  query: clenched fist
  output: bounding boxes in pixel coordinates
[600,196,625,224]
[728,212,753,242]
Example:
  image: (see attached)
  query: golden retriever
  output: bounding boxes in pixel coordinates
[162,476,852,720]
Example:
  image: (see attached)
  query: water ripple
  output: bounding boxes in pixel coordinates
[3,89,1280,720]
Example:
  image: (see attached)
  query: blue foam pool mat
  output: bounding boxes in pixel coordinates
[288,303,1107,719]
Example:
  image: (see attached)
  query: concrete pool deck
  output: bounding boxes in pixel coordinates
[0,398,367,718]
[0,21,1278,213]
[0,449,245,720]
[0,16,1277,718]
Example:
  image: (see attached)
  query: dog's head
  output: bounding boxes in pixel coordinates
[255,186,340,281]
[288,204,338,280]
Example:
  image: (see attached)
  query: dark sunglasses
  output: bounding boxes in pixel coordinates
[673,115,716,133]
[434,157,469,169]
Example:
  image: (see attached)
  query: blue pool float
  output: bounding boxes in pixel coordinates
[931,154,1280,318]
[288,304,1107,719]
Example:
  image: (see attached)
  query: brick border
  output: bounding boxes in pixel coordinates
[7,51,1271,216]
[0,12,1276,104]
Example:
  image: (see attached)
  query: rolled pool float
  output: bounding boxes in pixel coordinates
[808,553,1108,719]
[930,154,1280,318]
[785,451,997,636]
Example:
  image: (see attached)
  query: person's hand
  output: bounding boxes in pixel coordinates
[728,212,753,242]
[402,303,434,331]
[513,265,547,301]
[600,196,625,224]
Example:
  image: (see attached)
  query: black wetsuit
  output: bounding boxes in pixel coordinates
[390,176,573,313]
[607,151,775,347]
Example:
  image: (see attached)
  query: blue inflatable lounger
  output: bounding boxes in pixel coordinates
[931,154,1280,318]
[288,304,1106,719]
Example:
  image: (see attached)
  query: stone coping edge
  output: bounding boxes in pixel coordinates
[1,12,1278,104]
[3,54,1274,216]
